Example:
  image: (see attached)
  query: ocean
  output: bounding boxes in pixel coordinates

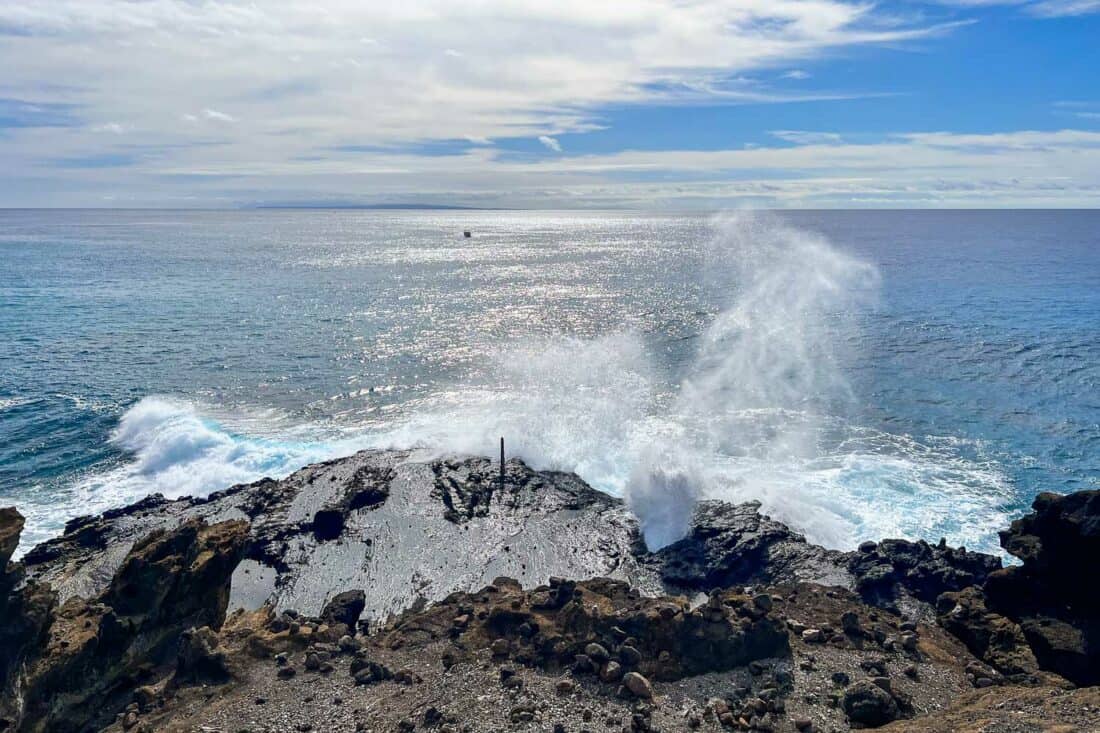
[1,209,1097,555]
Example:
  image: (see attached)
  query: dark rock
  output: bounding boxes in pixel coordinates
[984,490,1100,685]
[846,537,1000,606]
[321,590,366,631]
[841,680,900,727]
[585,642,610,663]
[622,672,653,699]
[653,501,843,591]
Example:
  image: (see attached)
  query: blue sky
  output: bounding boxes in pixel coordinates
[1,1,1098,208]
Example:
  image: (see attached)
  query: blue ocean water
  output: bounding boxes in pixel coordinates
[1,209,1097,554]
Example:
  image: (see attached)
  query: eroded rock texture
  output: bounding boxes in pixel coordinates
[0,512,247,733]
[938,490,1100,686]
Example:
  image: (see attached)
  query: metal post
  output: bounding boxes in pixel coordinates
[500,437,505,492]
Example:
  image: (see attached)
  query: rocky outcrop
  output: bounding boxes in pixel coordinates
[22,451,664,626]
[380,575,791,682]
[937,490,1100,686]
[25,450,910,629]
[848,538,1001,609]
[0,514,248,733]
[651,500,850,591]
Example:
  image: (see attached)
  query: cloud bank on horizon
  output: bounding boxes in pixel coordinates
[0,0,1098,208]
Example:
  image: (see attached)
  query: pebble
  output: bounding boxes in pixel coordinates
[801,629,825,643]
[601,661,624,683]
[585,642,610,663]
[623,672,654,699]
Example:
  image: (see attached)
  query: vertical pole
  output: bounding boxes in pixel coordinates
[500,436,505,492]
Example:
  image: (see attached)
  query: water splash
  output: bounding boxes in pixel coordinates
[625,212,881,547]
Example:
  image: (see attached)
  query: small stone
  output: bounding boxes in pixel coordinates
[904,665,919,680]
[619,645,643,667]
[793,718,813,731]
[841,611,861,634]
[801,629,825,643]
[490,638,509,656]
[975,677,994,688]
[623,672,654,699]
[339,635,362,653]
[585,642,610,663]
[858,541,878,553]
[601,661,624,683]
[304,653,322,671]
[871,676,892,693]
[753,593,773,611]
[121,712,139,730]
[277,666,297,679]
[831,671,850,686]
[556,678,576,695]
[274,652,289,667]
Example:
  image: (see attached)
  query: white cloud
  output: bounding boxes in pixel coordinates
[770,130,843,144]
[0,1,944,160]
[934,0,1100,16]
[782,69,811,79]
[538,135,562,152]
[0,1,1092,207]
[202,109,236,123]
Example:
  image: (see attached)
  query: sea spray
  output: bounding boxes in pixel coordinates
[625,212,880,548]
[371,333,654,494]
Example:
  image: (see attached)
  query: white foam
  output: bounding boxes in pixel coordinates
[69,397,369,519]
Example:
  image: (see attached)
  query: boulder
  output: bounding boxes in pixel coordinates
[321,590,367,632]
[841,680,900,727]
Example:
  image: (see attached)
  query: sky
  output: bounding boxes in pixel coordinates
[1,1,1099,209]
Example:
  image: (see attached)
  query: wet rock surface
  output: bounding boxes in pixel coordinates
[22,451,663,625]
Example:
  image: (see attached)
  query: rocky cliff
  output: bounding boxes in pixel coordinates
[2,450,1096,732]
